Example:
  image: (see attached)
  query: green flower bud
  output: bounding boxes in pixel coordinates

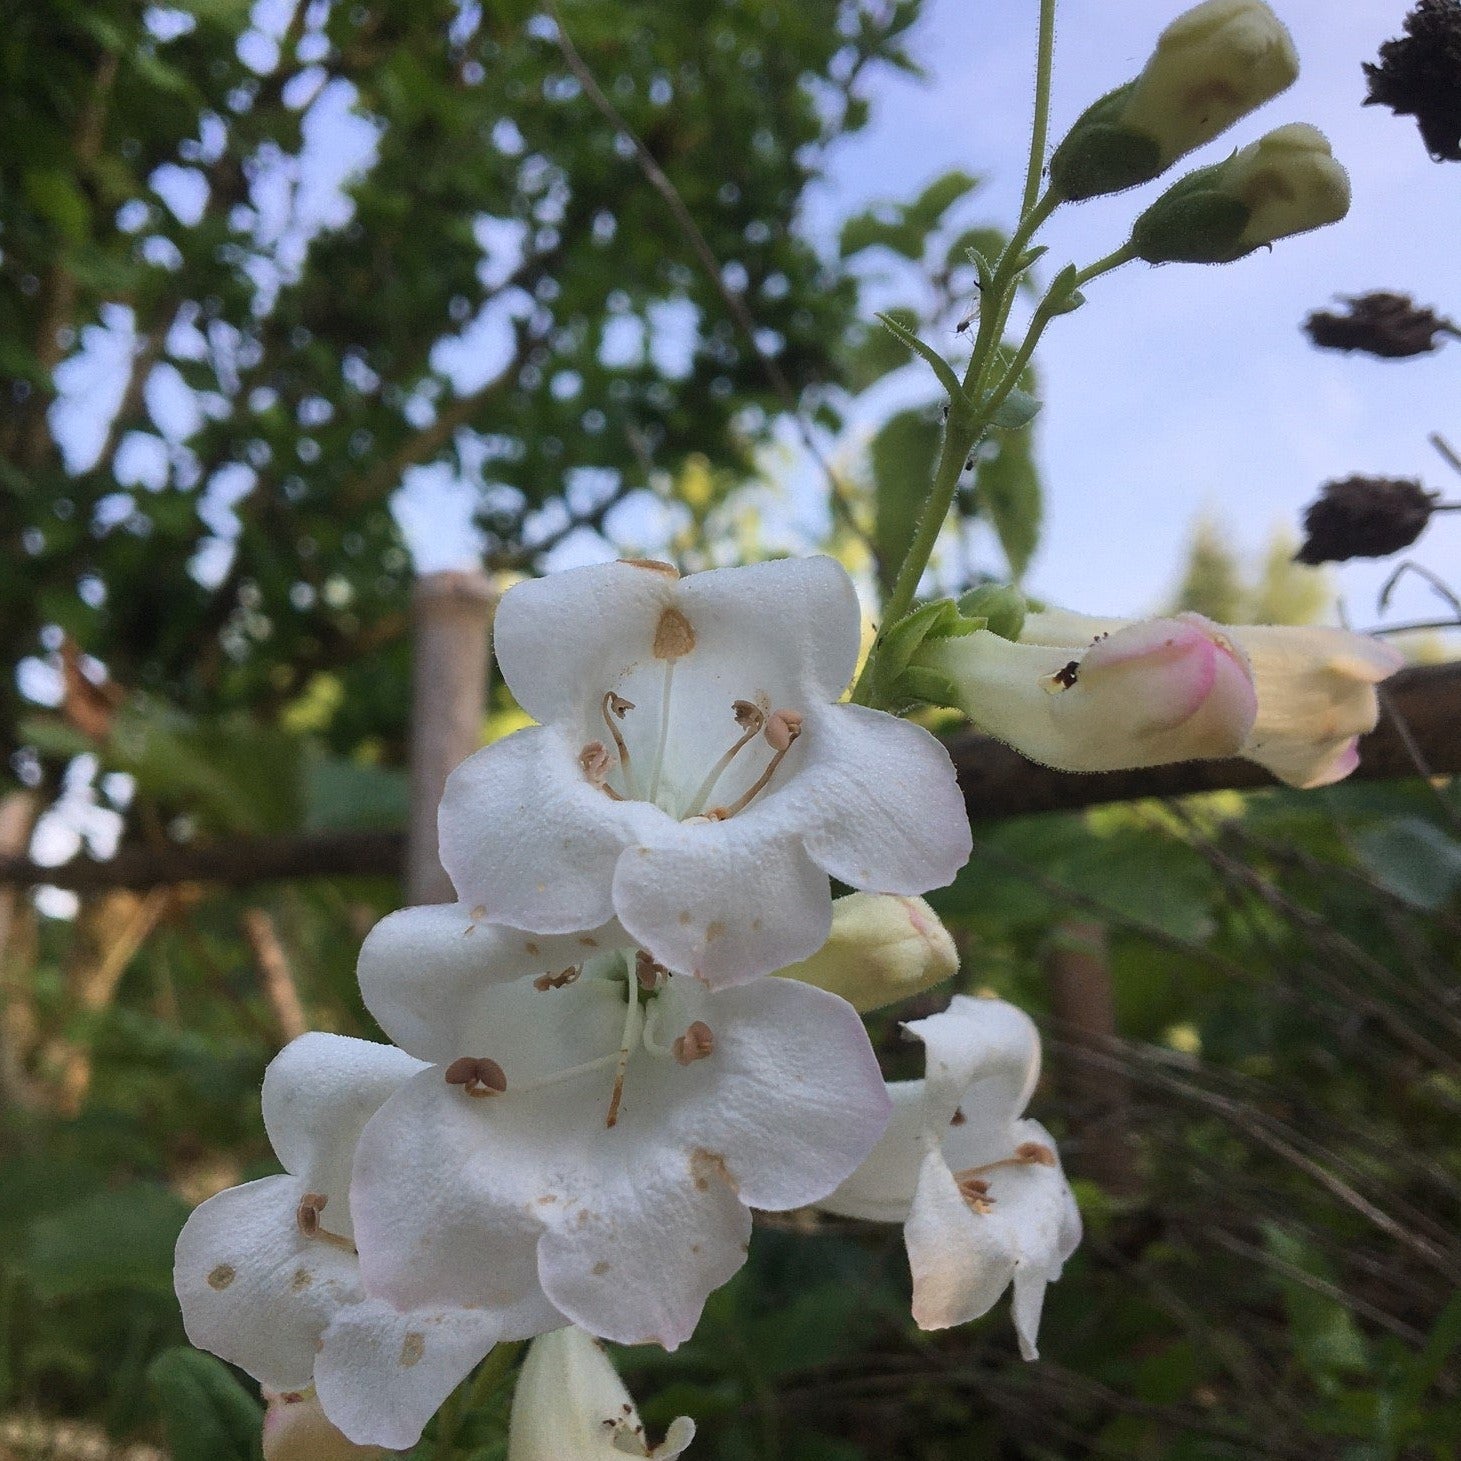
[1131,122,1350,264]
[1050,0,1298,202]
[957,583,1027,643]
[777,892,958,1013]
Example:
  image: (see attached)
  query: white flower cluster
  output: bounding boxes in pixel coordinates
[173,553,1399,1453]
[175,557,1084,1452]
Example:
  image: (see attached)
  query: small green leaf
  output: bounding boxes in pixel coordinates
[24,1183,191,1299]
[874,312,966,403]
[984,388,1042,430]
[148,1348,263,1461]
[973,432,1042,579]
[869,408,941,594]
[1353,818,1461,910]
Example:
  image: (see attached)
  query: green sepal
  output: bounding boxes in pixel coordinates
[1131,187,1252,264]
[867,598,985,710]
[875,311,967,405]
[1049,82,1164,201]
[958,583,1027,641]
[979,388,1042,430]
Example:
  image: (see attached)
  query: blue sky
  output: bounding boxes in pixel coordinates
[810,0,1459,628]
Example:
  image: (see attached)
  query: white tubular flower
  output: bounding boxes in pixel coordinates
[1225,123,1351,250]
[1021,609,1405,788]
[777,892,959,1013]
[820,997,1081,1358]
[262,1390,386,1461]
[174,1033,560,1451]
[439,557,971,988]
[352,904,892,1350]
[920,613,1258,773]
[508,1327,695,1461]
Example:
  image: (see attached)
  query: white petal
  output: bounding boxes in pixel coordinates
[1018,608,1125,645]
[611,815,832,987]
[314,1299,514,1451]
[816,1081,925,1222]
[440,726,662,933]
[358,904,625,1064]
[174,1175,362,1391]
[905,996,1042,1133]
[674,555,861,705]
[261,1034,426,1238]
[494,560,684,729]
[792,704,971,895]
[350,1068,564,1321]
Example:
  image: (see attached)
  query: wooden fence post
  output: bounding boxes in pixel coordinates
[406,570,497,906]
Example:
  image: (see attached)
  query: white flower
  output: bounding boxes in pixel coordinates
[439,557,971,988]
[819,996,1081,1358]
[350,904,892,1350]
[262,1390,386,1461]
[173,1033,561,1451]
[920,612,1258,773]
[1020,609,1404,787]
[508,1327,694,1460]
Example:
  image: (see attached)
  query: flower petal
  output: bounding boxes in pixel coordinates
[261,1034,426,1238]
[905,996,1042,1132]
[611,815,832,987]
[314,1299,521,1451]
[174,1175,362,1391]
[816,1081,926,1222]
[357,904,624,1064]
[791,703,971,895]
[440,725,660,933]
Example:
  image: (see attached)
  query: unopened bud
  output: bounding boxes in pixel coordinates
[1050,0,1298,202]
[1296,475,1438,564]
[777,892,957,1013]
[1131,124,1349,265]
[957,583,1028,642]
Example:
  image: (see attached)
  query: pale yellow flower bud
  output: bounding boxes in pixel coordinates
[1123,0,1299,167]
[1226,123,1351,248]
[777,892,958,1013]
[262,1391,387,1461]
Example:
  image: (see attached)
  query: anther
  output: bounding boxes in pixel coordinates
[296,1193,356,1251]
[685,700,768,815]
[599,692,637,796]
[763,709,804,752]
[710,707,804,819]
[652,606,696,660]
[955,1173,995,1214]
[534,967,581,991]
[444,1056,508,1098]
[635,950,669,992]
[578,741,623,799]
[672,1020,715,1066]
[1015,1140,1057,1167]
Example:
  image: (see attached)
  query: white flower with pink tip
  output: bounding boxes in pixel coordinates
[439,556,971,988]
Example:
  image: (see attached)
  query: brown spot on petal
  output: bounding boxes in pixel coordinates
[951,1109,967,1127]
[704,921,726,942]
[653,606,696,660]
[678,910,693,925]
[524,941,541,957]
[579,936,599,948]
[400,1333,425,1368]
[290,1268,313,1292]
[690,1147,737,1195]
[207,1264,236,1291]
[592,1260,611,1276]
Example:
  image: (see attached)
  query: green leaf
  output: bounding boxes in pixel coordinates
[148,1348,263,1461]
[973,432,1042,579]
[869,407,941,593]
[303,754,409,832]
[874,311,966,402]
[24,1183,191,1299]
[1263,1225,1370,1381]
[903,169,981,235]
[838,209,924,261]
[1353,818,1461,910]
[844,306,921,392]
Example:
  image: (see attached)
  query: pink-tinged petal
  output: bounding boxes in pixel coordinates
[314,1300,529,1451]
[644,976,892,1211]
[674,555,862,705]
[493,560,680,729]
[261,1035,426,1238]
[439,725,661,934]
[537,1155,752,1349]
[357,904,625,1064]
[790,703,971,895]
[262,1391,386,1461]
[350,1069,565,1320]
[816,1081,925,1222]
[1229,624,1405,788]
[174,1175,362,1392]
[611,816,832,987]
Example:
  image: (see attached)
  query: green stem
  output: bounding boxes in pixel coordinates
[1074,240,1139,286]
[434,1340,524,1460]
[1020,0,1059,218]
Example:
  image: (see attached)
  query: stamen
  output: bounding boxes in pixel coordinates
[951,1141,1059,1212]
[534,967,581,991]
[955,1174,995,1214]
[601,692,638,797]
[647,659,675,806]
[708,707,804,820]
[684,700,765,816]
[443,1056,508,1098]
[635,950,669,992]
[295,1193,356,1251]
[578,741,624,800]
[672,1020,715,1065]
[605,969,642,1129]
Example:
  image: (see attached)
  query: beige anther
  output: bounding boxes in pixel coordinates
[604,691,635,719]
[444,1056,508,1098]
[733,699,765,731]
[533,967,581,991]
[1015,1140,1057,1167]
[764,709,804,752]
[620,558,679,577]
[296,1192,356,1251]
[673,1020,716,1066]
[652,606,696,660]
